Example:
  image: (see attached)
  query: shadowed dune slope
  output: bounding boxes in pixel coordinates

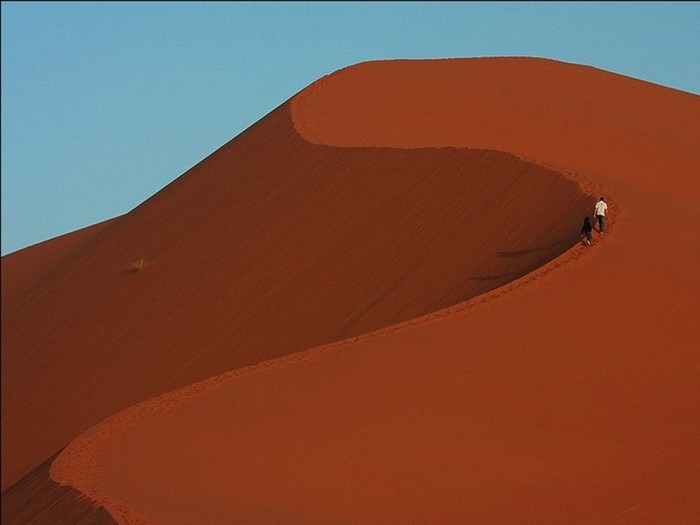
[0,453,114,525]
[2,99,592,493]
[2,218,118,309]
[49,58,700,524]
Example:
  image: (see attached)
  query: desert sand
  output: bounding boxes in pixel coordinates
[3,57,699,524]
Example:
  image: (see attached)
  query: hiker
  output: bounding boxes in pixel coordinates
[581,216,593,246]
[594,197,608,234]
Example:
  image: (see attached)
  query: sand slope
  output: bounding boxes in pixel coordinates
[2,64,592,494]
[2,218,118,309]
[5,57,700,524]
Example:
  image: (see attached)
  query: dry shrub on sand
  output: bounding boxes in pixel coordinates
[129,258,146,272]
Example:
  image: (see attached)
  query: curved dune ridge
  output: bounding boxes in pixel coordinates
[3,57,700,523]
[2,60,593,520]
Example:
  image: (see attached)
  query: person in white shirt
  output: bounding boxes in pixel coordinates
[594,197,608,234]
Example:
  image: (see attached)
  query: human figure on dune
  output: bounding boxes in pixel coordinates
[594,196,608,234]
[581,216,593,246]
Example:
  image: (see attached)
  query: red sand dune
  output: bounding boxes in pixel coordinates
[4,57,700,524]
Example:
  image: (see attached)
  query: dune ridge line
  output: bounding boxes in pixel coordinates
[50,164,612,524]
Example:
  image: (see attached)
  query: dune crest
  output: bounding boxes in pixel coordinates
[292,57,700,199]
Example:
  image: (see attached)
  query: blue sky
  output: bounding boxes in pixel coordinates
[2,1,699,255]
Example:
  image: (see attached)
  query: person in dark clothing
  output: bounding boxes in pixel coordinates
[581,216,593,246]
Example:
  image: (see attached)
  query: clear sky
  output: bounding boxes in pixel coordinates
[2,1,699,255]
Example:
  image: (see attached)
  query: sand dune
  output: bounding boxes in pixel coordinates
[2,107,589,493]
[4,57,700,523]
